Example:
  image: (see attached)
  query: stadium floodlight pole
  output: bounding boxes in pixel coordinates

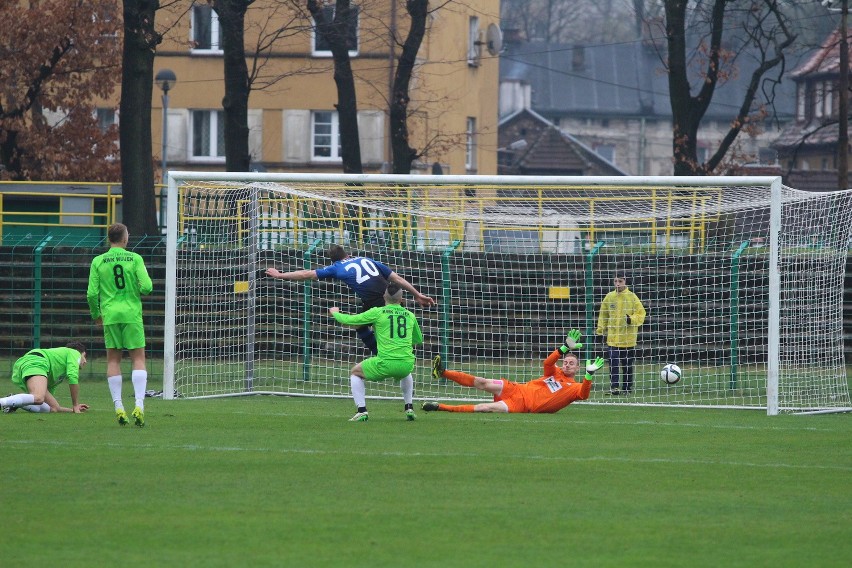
[155,69,177,182]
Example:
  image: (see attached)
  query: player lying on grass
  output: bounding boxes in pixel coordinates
[329,283,423,422]
[422,330,604,414]
[1,342,90,414]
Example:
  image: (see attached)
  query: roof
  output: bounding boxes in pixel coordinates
[500,40,798,120]
[791,28,852,78]
[498,109,628,176]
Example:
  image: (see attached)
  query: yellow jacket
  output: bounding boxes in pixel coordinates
[596,288,646,348]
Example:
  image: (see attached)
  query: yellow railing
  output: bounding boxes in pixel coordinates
[0,182,171,242]
[175,184,723,253]
[2,181,722,253]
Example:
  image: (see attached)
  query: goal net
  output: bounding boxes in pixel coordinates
[163,173,852,415]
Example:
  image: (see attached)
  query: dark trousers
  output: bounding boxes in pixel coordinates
[607,347,635,392]
[356,297,383,355]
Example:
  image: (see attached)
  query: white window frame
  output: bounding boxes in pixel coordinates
[190,110,226,161]
[312,111,342,161]
[465,117,477,171]
[312,5,360,57]
[191,2,222,54]
[468,16,481,66]
[824,81,833,118]
[814,82,824,119]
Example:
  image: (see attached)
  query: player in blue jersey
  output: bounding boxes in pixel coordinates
[266,244,435,354]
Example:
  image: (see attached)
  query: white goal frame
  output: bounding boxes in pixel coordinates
[163,172,852,415]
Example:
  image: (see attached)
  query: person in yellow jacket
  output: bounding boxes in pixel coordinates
[596,274,646,395]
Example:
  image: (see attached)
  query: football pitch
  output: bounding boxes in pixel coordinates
[2,380,851,567]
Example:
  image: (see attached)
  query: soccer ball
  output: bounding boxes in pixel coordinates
[661,363,682,385]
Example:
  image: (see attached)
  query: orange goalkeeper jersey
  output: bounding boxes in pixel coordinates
[496,349,591,413]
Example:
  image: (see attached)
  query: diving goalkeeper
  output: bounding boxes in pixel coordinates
[422,330,604,414]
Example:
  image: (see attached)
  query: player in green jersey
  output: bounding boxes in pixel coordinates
[329,284,423,422]
[1,342,89,414]
[87,223,153,426]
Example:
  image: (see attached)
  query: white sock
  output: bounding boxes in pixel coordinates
[400,374,414,405]
[1,393,35,409]
[108,375,124,410]
[131,369,147,410]
[350,375,366,409]
[23,403,52,413]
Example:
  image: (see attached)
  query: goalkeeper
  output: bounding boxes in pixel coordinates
[422,330,603,414]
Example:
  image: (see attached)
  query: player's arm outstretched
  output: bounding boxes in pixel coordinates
[558,329,583,354]
[266,268,318,281]
[584,357,605,382]
[387,272,436,307]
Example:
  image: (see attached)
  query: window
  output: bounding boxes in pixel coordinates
[824,81,834,118]
[312,111,342,160]
[468,17,481,66]
[796,83,805,121]
[96,108,117,132]
[191,110,225,159]
[312,5,359,56]
[192,3,221,52]
[465,117,477,171]
[814,82,824,119]
[595,144,615,163]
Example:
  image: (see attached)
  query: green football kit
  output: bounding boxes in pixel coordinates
[11,346,84,394]
[87,247,153,349]
[333,304,423,381]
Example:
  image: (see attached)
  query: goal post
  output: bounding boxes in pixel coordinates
[163,172,852,415]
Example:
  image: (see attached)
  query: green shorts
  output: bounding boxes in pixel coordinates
[11,354,51,393]
[103,323,146,350]
[360,356,415,381]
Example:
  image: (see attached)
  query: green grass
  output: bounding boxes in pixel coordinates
[2,379,851,568]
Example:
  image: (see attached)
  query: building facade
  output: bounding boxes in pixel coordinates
[772,27,852,188]
[499,34,798,176]
[128,1,500,179]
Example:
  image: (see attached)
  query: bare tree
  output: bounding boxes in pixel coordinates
[213,0,253,172]
[121,0,162,236]
[308,0,363,174]
[662,0,796,175]
[389,0,429,174]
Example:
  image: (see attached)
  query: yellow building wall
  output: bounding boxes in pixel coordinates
[144,0,499,178]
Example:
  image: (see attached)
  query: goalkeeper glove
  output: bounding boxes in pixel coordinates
[584,356,605,381]
[558,329,583,353]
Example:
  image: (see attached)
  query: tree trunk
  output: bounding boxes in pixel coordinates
[120,0,160,236]
[390,0,428,174]
[309,0,362,174]
[216,0,251,172]
[665,0,794,175]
